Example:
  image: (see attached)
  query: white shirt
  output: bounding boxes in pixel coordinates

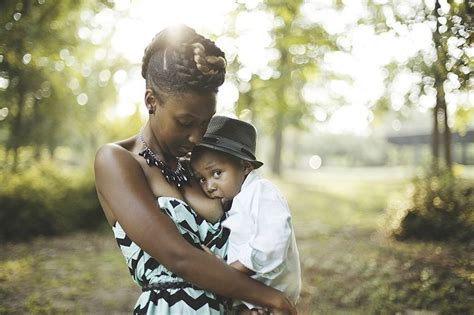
[222,171,301,309]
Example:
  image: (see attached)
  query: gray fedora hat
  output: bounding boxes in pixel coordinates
[195,116,264,169]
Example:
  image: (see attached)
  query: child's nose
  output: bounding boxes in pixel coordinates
[206,182,217,194]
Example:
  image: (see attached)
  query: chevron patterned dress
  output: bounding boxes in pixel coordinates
[112,197,231,314]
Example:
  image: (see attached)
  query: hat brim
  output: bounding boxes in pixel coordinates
[195,142,264,169]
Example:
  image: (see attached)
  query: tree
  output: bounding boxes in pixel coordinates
[367,0,474,241]
[368,0,473,171]
[233,0,336,175]
[0,0,127,170]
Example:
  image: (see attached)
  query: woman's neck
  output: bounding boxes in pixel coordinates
[140,123,176,167]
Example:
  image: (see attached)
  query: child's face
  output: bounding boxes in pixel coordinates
[191,149,252,202]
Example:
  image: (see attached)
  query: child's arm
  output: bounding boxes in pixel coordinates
[234,183,293,275]
[201,245,255,276]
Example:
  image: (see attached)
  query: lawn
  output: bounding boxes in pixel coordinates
[0,167,473,314]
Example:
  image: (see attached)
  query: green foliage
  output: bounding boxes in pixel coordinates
[261,1,327,130]
[97,104,144,143]
[454,106,474,135]
[0,162,104,241]
[232,0,337,173]
[0,1,128,169]
[302,231,474,314]
[366,0,473,169]
[385,167,474,242]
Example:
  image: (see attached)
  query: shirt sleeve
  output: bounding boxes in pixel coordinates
[237,181,292,275]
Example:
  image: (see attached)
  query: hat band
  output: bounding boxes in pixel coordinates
[202,135,256,160]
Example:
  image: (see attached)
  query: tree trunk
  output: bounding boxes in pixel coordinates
[10,87,25,171]
[431,0,452,172]
[441,101,452,169]
[33,98,41,161]
[291,131,300,169]
[437,77,452,169]
[4,149,9,166]
[432,105,440,170]
[12,147,18,171]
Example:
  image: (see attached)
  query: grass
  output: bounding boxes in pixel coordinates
[0,232,138,314]
[0,167,473,314]
[272,167,474,314]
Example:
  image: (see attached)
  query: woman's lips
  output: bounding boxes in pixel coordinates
[177,146,193,155]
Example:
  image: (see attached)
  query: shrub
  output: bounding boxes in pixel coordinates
[385,167,474,242]
[0,162,105,241]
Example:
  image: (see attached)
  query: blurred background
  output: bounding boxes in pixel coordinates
[0,0,473,314]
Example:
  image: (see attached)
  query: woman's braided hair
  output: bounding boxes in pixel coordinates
[142,24,226,100]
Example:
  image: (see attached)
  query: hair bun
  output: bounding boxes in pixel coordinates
[142,24,226,93]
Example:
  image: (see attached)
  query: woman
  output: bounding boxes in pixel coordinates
[94,24,296,314]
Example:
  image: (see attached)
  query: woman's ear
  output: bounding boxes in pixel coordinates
[144,89,158,114]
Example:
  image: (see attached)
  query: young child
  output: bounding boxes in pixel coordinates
[190,115,301,312]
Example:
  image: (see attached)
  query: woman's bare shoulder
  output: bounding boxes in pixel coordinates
[95,137,137,166]
[96,136,135,155]
[94,138,145,191]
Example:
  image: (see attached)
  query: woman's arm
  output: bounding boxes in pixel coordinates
[230,261,255,276]
[94,144,295,313]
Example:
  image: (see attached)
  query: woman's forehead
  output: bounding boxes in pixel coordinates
[166,92,216,118]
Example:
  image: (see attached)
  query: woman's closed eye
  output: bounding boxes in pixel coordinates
[177,118,193,127]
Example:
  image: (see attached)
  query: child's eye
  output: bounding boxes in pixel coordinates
[212,170,221,178]
[197,177,206,184]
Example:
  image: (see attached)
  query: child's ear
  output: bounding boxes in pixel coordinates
[242,161,253,175]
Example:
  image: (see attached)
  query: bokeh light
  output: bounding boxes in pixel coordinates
[309,155,322,170]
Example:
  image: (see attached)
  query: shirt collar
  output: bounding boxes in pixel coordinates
[241,170,259,190]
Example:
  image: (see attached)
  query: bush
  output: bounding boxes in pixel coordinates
[0,162,105,241]
[385,167,474,242]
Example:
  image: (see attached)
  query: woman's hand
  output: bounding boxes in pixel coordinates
[238,299,297,315]
[268,294,297,315]
[237,294,297,315]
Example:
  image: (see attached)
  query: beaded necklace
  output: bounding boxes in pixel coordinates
[138,134,190,188]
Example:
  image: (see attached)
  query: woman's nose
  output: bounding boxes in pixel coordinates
[188,127,204,145]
